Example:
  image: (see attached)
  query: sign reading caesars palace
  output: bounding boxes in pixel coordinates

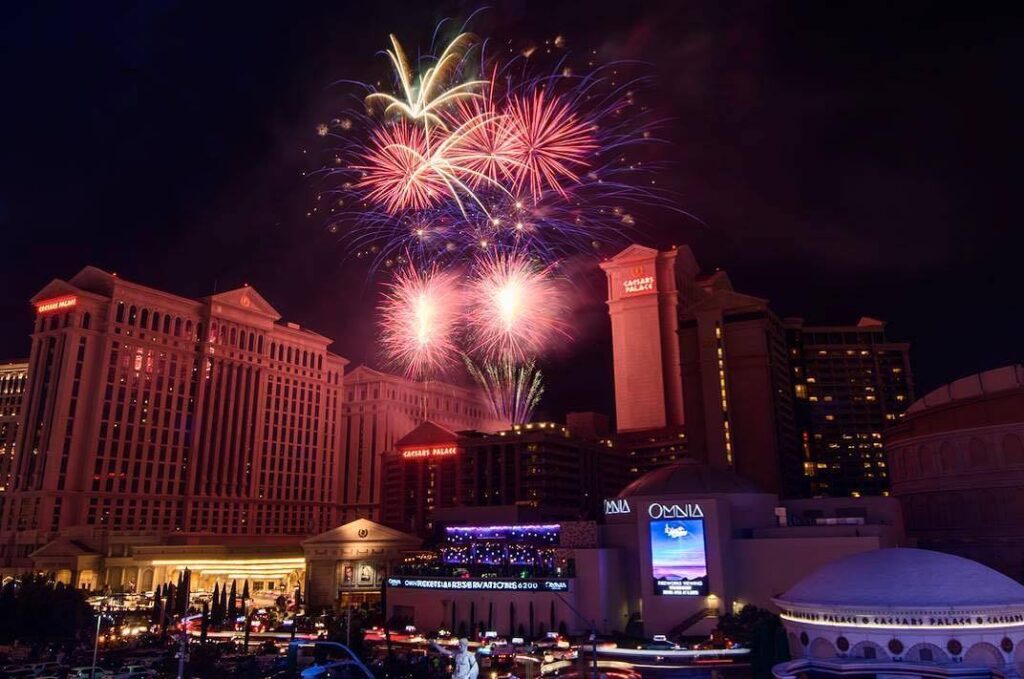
[400,445,458,460]
[621,264,655,295]
[35,295,78,314]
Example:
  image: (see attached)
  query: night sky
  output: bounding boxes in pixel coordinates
[0,2,1018,419]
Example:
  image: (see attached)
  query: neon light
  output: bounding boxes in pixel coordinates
[779,613,1024,630]
[35,295,77,314]
[401,445,458,460]
[387,576,569,592]
[604,498,631,515]
[648,502,704,519]
[623,276,654,294]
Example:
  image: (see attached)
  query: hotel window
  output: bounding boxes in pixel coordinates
[81,312,91,329]
[116,302,125,323]
[128,306,137,325]
[140,309,149,328]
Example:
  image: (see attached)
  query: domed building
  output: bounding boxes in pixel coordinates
[773,548,1024,678]
[602,459,905,637]
[886,365,1024,579]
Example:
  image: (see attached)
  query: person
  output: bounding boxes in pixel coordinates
[432,638,478,679]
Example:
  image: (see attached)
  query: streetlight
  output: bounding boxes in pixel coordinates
[91,605,110,679]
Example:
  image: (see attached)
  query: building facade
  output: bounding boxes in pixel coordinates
[602,245,801,496]
[786,317,914,497]
[381,421,628,537]
[0,266,348,591]
[339,366,503,523]
[774,548,1024,678]
[886,364,1024,579]
[0,361,28,518]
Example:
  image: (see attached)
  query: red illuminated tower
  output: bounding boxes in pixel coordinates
[599,245,698,433]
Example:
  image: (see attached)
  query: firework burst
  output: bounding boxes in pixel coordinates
[379,266,463,378]
[464,357,544,427]
[465,251,567,363]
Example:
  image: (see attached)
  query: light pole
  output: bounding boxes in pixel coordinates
[90,606,103,679]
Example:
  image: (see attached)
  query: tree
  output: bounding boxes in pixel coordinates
[0,573,92,643]
[211,583,222,626]
[200,600,209,644]
[241,580,250,606]
[715,605,789,675]
[152,587,163,624]
[228,580,238,623]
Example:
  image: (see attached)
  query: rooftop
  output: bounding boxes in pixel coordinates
[906,364,1024,415]
[777,548,1024,609]
[618,459,765,498]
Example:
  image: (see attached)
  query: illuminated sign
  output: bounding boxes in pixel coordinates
[401,445,458,460]
[604,498,632,515]
[650,518,708,596]
[648,502,704,519]
[386,577,569,592]
[35,295,77,314]
[622,276,655,294]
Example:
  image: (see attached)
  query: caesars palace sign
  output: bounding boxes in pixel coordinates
[604,498,705,519]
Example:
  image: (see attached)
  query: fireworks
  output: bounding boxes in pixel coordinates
[464,357,544,427]
[379,266,463,378]
[465,251,566,362]
[365,33,486,129]
[505,89,597,200]
[318,19,676,423]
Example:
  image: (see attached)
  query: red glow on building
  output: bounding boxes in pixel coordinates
[34,295,77,314]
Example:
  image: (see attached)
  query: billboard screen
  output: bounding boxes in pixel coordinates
[649,518,708,596]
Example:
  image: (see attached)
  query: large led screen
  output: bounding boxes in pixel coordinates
[649,518,708,596]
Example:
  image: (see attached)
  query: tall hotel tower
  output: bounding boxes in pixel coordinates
[602,245,801,496]
[0,267,348,588]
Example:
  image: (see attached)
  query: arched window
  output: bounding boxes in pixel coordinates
[128,305,137,326]
[229,328,236,345]
[185,320,193,339]
[287,347,293,363]
[1003,434,1024,465]
[163,315,171,334]
[257,336,264,353]
[248,334,254,351]
[270,342,276,359]
[151,312,160,331]
[302,350,308,367]
[317,355,323,370]
[969,437,989,468]
[81,312,91,330]
[196,322,204,342]
[174,317,182,337]
[139,309,149,328]
[940,442,957,472]
[116,301,125,323]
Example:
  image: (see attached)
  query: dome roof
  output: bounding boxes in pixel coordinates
[618,459,765,498]
[778,548,1024,609]
[906,364,1024,415]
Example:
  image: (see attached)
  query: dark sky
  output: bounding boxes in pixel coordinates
[0,1,1019,419]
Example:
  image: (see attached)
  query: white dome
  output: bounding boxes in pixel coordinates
[778,548,1024,609]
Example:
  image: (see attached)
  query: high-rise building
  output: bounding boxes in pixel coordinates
[602,245,801,496]
[786,317,914,497]
[0,266,348,590]
[599,245,696,433]
[381,421,627,537]
[339,365,503,523]
[0,361,28,515]
[678,269,801,496]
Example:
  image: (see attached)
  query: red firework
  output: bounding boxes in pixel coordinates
[465,251,567,362]
[379,266,463,377]
[356,122,449,212]
[506,89,597,201]
[446,77,521,188]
